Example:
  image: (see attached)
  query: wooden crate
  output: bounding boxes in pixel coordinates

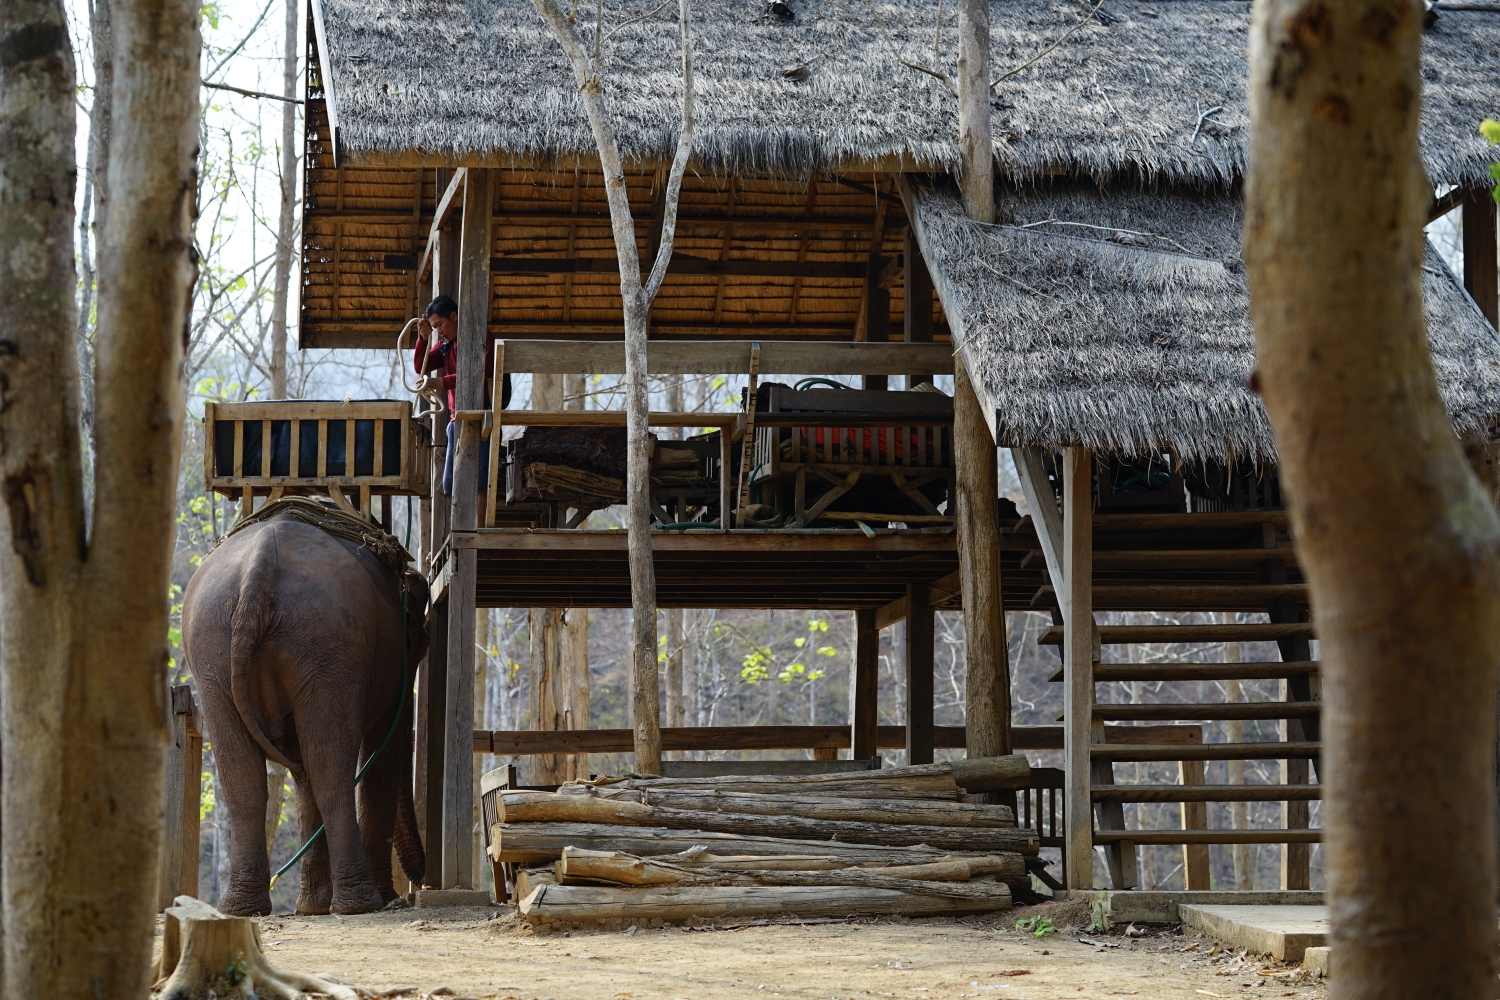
[203,400,430,499]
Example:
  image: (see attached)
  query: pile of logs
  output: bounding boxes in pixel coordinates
[486,756,1037,925]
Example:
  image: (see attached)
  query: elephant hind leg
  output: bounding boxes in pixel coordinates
[292,776,333,916]
[197,680,274,917]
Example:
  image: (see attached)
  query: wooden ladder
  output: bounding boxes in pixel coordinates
[1040,511,1321,891]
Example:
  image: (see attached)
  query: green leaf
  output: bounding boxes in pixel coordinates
[1482,119,1500,145]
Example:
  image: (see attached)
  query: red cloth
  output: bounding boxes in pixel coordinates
[795,426,937,463]
[413,333,498,414]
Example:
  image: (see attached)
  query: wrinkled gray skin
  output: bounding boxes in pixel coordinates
[183,515,428,916]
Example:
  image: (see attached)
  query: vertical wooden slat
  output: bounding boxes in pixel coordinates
[851,608,879,760]
[262,420,271,478]
[203,402,217,491]
[1063,446,1096,889]
[486,341,506,528]
[318,418,328,477]
[232,420,244,477]
[290,419,300,478]
[374,418,385,477]
[1463,190,1498,328]
[905,584,935,766]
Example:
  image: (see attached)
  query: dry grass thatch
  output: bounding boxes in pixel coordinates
[314,0,1500,186]
[908,178,1500,462]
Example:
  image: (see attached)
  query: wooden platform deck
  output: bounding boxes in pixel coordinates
[456,528,961,609]
[445,509,1305,612]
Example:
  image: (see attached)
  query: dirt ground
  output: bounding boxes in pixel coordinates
[189,901,1331,1000]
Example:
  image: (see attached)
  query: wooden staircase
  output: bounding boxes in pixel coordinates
[1027,508,1322,890]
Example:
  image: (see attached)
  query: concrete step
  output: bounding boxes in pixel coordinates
[1179,903,1329,962]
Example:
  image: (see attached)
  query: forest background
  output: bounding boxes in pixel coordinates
[63,0,1472,914]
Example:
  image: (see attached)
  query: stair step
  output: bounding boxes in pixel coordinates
[1090,741,1322,762]
[1047,661,1321,682]
[1093,829,1321,845]
[1093,784,1321,802]
[1031,585,1308,612]
[1039,623,1316,646]
[1080,701,1321,722]
[1018,548,1300,571]
[1095,511,1289,530]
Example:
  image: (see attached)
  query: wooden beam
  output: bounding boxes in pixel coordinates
[416,598,449,885]
[391,253,871,280]
[1463,190,1498,328]
[903,228,935,388]
[475,723,1202,756]
[1013,448,1068,622]
[416,167,467,280]
[490,340,955,377]
[441,167,491,890]
[851,609,879,760]
[453,529,956,553]
[905,583,935,765]
[874,592,909,630]
[855,189,892,389]
[156,685,202,911]
[1062,447,1095,889]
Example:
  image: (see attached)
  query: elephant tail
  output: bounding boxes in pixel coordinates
[394,770,426,886]
[229,528,302,776]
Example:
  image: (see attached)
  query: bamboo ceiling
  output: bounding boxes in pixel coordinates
[302,75,949,351]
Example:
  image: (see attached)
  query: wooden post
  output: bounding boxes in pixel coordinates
[954,355,1010,758]
[851,609,879,760]
[1179,760,1211,890]
[1062,447,1096,888]
[857,194,890,390]
[417,597,448,887]
[157,684,202,910]
[903,228,935,389]
[441,168,491,890]
[956,0,994,224]
[1463,190,1498,329]
[905,585,935,766]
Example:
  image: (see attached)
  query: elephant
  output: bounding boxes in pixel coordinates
[183,509,428,916]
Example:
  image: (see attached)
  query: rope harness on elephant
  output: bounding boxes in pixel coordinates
[221,496,420,893]
[220,495,415,577]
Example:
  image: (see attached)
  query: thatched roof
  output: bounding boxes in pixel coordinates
[906,178,1500,462]
[312,0,1500,186]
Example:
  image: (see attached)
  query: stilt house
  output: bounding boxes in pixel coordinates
[199,0,1500,896]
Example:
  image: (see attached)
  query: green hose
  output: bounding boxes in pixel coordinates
[269,588,411,891]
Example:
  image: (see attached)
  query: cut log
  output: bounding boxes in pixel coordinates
[153,897,361,1000]
[640,848,1024,880]
[491,822,972,865]
[515,866,560,901]
[578,762,962,799]
[557,847,1020,886]
[622,805,1036,853]
[503,788,1016,827]
[519,881,1012,924]
[950,755,1032,792]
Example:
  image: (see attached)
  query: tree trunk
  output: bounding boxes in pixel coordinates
[561,607,591,780]
[955,0,993,224]
[154,898,359,1000]
[0,0,196,993]
[528,0,695,777]
[268,0,298,399]
[1245,3,1500,996]
[528,608,568,784]
[556,847,1016,884]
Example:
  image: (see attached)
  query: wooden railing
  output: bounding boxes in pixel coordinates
[203,400,430,511]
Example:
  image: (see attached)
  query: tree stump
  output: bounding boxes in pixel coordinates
[153,897,361,1000]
